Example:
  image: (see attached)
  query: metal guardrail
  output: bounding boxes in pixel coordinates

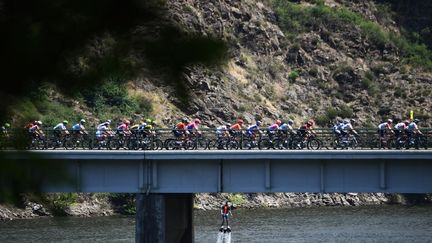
[0,128,431,150]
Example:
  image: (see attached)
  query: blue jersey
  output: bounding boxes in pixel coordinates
[72,123,81,131]
[247,124,259,133]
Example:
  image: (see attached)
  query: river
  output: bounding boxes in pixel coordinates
[0,205,431,242]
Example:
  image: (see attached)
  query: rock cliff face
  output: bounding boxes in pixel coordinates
[136,0,431,128]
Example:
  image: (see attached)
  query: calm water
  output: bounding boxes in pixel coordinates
[1,206,432,242]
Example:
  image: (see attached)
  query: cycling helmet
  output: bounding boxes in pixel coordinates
[4,123,10,128]
[404,120,410,125]
[350,119,355,123]
[308,119,315,126]
[237,119,244,124]
[146,119,152,124]
[63,120,68,124]
[226,123,232,127]
[256,121,261,126]
[343,119,349,124]
[80,119,86,124]
[306,121,313,126]
[194,118,201,124]
[276,119,282,125]
[387,119,393,123]
[106,119,111,124]
[37,121,43,125]
[124,120,130,124]
[182,118,188,123]
[413,119,420,123]
[288,119,294,125]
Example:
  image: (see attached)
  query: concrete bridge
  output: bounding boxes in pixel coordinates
[5,150,432,243]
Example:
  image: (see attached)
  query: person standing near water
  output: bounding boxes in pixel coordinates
[220,201,232,232]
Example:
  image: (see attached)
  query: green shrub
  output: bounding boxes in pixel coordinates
[288,70,299,82]
[325,107,338,120]
[82,79,139,118]
[50,193,78,216]
[228,193,246,206]
[338,105,353,118]
[315,114,330,126]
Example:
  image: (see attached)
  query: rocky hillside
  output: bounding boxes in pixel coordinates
[4,0,431,128]
[158,0,431,127]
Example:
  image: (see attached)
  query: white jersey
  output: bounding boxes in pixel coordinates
[53,123,67,130]
[216,125,228,135]
[96,126,108,137]
[378,122,391,130]
[342,123,353,131]
[394,122,406,131]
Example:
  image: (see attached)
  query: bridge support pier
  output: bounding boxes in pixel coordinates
[135,193,194,243]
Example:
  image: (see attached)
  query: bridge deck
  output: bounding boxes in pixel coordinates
[4,150,432,193]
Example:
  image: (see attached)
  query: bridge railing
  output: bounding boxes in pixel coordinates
[1,127,431,150]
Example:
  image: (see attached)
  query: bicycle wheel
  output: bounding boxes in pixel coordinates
[152,139,163,150]
[349,136,358,149]
[63,137,75,150]
[208,139,224,150]
[291,136,304,150]
[258,138,273,150]
[307,138,321,150]
[241,138,253,150]
[164,139,180,150]
[226,139,239,150]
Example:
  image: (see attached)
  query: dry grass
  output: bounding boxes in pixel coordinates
[227,61,249,85]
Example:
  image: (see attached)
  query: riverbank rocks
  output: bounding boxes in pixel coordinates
[1,193,432,220]
[193,193,427,211]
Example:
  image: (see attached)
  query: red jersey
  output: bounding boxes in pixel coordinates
[176,122,186,130]
[230,123,242,130]
[222,205,230,214]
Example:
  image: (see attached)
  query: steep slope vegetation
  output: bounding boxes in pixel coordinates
[162,0,431,127]
[4,0,432,127]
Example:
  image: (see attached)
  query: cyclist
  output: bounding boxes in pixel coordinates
[267,119,282,140]
[72,119,87,135]
[53,120,70,141]
[377,119,394,138]
[96,121,112,141]
[117,120,131,136]
[394,120,409,139]
[173,118,188,138]
[279,119,295,135]
[333,119,344,138]
[340,119,358,143]
[186,118,201,135]
[143,119,157,137]
[377,119,394,148]
[407,119,423,140]
[28,121,44,139]
[229,119,244,137]
[216,123,231,138]
[298,119,316,140]
[246,120,262,141]
[97,120,111,130]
